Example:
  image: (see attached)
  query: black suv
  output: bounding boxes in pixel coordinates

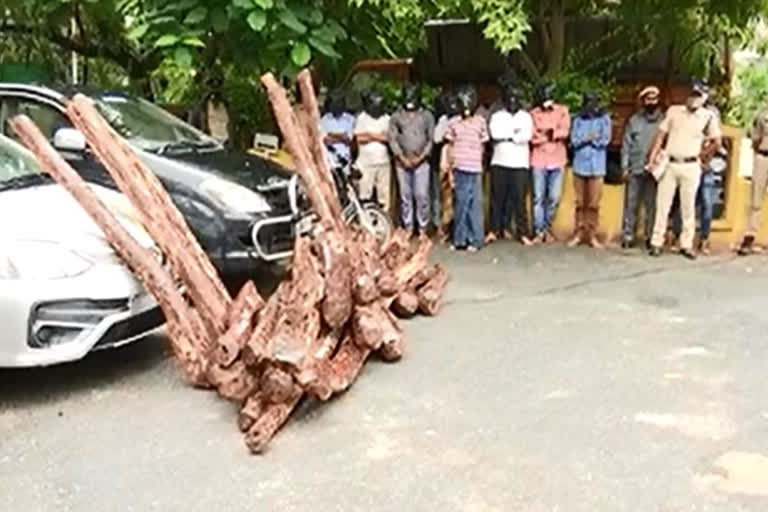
[0,84,305,278]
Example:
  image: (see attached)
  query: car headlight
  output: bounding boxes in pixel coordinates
[199,178,272,214]
[0,240,93,280]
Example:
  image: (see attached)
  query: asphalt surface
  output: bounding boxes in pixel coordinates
[3,244,768,511]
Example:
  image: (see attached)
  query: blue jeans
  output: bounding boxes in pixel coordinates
[532,168,563,235]
[698,171,715,240]
[396,161,430,231]
[453,169,484,248]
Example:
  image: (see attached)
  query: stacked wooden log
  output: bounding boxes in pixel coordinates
[11,69,447,454]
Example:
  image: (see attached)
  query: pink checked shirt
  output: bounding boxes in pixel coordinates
[530,104,571,170]
[445,115,489,173]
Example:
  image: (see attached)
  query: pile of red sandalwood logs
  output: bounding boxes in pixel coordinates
[11,69,447,454]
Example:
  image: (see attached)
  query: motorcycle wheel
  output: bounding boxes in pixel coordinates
[343,203,393,245]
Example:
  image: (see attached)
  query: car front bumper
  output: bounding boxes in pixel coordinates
[0,263,164,368]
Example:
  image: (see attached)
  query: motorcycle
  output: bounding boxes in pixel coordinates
[330,158,393,245]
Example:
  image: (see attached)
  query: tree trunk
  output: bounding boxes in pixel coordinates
[545,0,566,76]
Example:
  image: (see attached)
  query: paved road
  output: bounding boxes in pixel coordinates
[3,245,768,511]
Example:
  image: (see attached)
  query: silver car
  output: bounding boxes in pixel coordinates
[0,134,163,367]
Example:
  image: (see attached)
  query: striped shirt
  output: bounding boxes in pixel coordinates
[445,115,489,173]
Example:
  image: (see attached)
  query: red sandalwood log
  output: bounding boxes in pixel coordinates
[244,386,303,454]
[260,73,341,231]
[238,393,263,432]
[392,289,419,317]
[318,231,353,328]
[418,265,449,316]
[260,367,297,405]
[208,361,259,402]
[215,282,264,367]
[296,70,343,220]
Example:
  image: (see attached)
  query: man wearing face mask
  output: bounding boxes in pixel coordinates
[445,85,490,251]
[354,90,392,212]
[530,82,571,243]
[738,103,768,255]
[321,89,355,171]
[487,85,534,245]
[647,79,721,260]
[388,84,436,236]
[568,91,612,248]
[621,86,663,249]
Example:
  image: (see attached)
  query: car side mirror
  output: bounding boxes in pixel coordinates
[53,128,86,152]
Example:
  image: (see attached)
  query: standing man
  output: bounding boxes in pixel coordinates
[568,92,612,248]
[445,85,489,252]
[738,104,768,255]
[321,89,355,171]
[431,93,453,238]
[696,97,723,254]
[487,85,534,245]
[389,84,435,237]
[354,90,392,212]
[621,86,663,249]
[530,82,571,243]
[648,79,721,260]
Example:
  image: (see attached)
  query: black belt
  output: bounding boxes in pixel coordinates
[757,149,768,158]
[669,156,698,164]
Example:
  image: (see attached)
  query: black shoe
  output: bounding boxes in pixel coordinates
[738,236,755,256]
[649,246,662,257]
[680,249,697,261]
[621,240,632,250]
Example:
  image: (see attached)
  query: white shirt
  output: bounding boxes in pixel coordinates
[489,109,533,168]
[354,112,391,166]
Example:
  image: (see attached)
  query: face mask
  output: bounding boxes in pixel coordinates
[402,86,421,112]
[366,95,386,118]
[328,95,345,117]
[687,94,706,111]
[643,101,659,114]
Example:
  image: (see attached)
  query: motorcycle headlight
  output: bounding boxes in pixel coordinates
[199,178,272,214]
[0,240,93,280]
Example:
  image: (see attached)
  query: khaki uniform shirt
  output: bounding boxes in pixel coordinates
[659,105,720,159]
[749,108,768,152]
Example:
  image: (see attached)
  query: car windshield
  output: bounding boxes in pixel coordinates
[0,135,46,190]
[94,94,220,153]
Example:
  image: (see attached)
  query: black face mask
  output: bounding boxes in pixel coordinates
[327,92,346,117]
[536,83,556,106]
[504,87,524,113]
[365,93,386,118]
[643,102,659,115]
[402,85,421,111]
[457,88,478,117]
[581,92,601,117]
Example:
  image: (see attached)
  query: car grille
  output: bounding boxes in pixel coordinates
[94,307,165,349]
[28,298,164,350]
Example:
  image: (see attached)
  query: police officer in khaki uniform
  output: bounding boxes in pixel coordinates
[647,80,721,260]
[738,107,768,255]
